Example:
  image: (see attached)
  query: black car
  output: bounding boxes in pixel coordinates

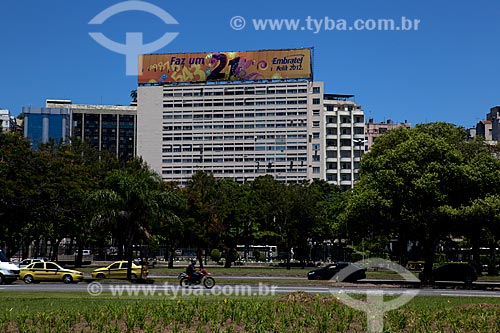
[307,262,366,282]
[419,263,478,284]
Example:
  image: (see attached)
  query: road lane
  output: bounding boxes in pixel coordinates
[2,282,500,299]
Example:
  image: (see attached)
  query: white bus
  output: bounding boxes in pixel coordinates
[236,245,278,261]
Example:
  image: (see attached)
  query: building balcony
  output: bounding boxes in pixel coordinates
[340,123,352,128]
[353,133,365,140]
[326,157,338,162]
[326,146,338,151]
[326,134,337,140]
[326,123,338,128]
[340,134,352,139]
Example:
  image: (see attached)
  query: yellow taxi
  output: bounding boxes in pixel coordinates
[20,262,84,284]
[92,261,144,279]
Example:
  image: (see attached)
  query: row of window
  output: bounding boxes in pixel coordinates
[162,128,308,138]
[326,139,364,146]
[162,111,309,119]
[162,157,310,163]
[162,134,306,142]
[327,174,354,181]
[327,116,364,124]
[162,168,310,175]
[163,99,308,108]
[163,87,313,98]
[325,105,361,112]
[164,121,307,131]
[161,155,309,162]
[326,128,365,135]
[162,144,308,150]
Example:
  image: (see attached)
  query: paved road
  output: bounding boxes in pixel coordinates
[2,282,500,299]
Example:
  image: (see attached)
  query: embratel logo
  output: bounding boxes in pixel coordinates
[88,1,179,75]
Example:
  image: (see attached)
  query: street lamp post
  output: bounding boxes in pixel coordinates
[353,138,365,180]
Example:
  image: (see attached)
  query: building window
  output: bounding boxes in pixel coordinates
[312,98,320,105]
[341,162,351,169]
[313,87,321,94]
[312,167,320,173]
[340,139,351,146]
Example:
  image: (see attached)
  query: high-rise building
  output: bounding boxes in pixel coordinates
[22,106,71,149]
[136,48,365,189]
[138,81,325,185]
[45,100,137,161]
[23,101,137,160]
[323,95,365,191]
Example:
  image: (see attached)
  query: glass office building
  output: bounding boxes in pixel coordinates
[23,101,136,160]
[22,106,71,149]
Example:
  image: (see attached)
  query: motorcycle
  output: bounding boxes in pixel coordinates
[178,268,215,289]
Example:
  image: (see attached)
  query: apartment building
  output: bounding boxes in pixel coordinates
[0,109,12,133]
[486,106,500,142]
[323,94,365,191]
[365,119,411,150]
[475,120,493,141]
[136,48,366,189]
[137,81,325,185]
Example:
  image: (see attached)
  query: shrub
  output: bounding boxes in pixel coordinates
[210,249,221,263]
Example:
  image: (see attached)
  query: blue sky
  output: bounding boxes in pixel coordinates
[1,0,499,128]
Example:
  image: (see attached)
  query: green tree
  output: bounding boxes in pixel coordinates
[183,171,222,267]
[130,89,137,103]
[342,123,500,280]
[86,159,179,279]
[0,133,37,257]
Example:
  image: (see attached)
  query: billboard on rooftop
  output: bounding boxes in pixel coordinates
[138,48,312,84]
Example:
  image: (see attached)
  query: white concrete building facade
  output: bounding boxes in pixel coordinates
[323,94,365,191]
[137,81,365,190]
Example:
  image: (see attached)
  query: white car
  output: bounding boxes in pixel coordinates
[0,251,20,284]
[18,258,44,269]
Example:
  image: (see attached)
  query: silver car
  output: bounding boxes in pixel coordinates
[18,258,44,269]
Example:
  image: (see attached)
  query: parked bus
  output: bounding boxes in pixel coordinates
[236,245,278,261]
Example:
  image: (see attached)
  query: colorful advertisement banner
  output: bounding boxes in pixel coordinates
[138,48,312,84]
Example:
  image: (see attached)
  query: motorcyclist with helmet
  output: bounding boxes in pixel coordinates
[186,259,201,283]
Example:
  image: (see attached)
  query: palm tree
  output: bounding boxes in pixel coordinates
[130,90,137,103]
[86,160,179,279]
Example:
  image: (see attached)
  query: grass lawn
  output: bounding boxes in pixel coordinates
[1,291,500,332]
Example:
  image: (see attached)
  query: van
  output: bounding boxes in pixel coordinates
[0,250,20,284]
[74,250,92,256]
